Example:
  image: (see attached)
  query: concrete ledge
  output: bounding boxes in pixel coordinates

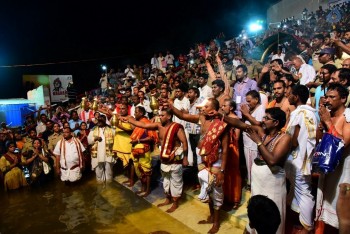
[114,174,249,233]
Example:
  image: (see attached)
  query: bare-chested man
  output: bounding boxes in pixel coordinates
[121,109,188,213]
[315,83,350,232]
[212,79,230,108]
[268,80,295,126]
[169,98,229,234]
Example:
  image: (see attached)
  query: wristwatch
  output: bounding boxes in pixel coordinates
[220,169,225,174]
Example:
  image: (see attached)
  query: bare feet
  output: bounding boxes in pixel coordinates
[141,192,150,197]
[135,190,143,195]
[232,202,240,210]
[157,199,172,207]
[166,203,178,213]
[292,225,309,234]
[198,216,214,224]
[192,184,200,191]
[207,224,220,234]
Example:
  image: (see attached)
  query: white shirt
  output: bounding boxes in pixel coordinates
[151,57,159,69]
[232,59,241,67]
[36,121,46,134]
[138,99,152,114]
[198,85,213,99]
[298,63,316,85]
[54,138,85,169]
[173,97,190,128]
[87,127,115,168]
[271,53,285,63]
[100,75,108,89]
[165,54,175,65]
[242,104,265,148]
[124,68,134,77]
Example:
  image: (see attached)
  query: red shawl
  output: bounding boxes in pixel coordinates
[160,122,183,163]
[198,118,227,167]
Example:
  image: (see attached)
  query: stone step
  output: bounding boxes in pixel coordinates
[114,174,250,233]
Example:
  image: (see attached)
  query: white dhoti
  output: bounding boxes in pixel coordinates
[161,163,183,197]
[95,162,114,182]
[196,147,208,200]
[198,167,209,200]
[208,173,224,210]
[285,161,314,230]
[243,145,258,185]
[60,167,82,182]
[250,162,286,234]
[316,154,350,229]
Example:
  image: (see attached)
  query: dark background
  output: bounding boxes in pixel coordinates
[0,0,277,98]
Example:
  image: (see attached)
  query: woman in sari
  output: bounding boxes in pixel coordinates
[76,122,91,172]
[0,141,27,190]
[25,138,52,185]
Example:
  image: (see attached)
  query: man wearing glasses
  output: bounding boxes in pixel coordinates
[222,107,292,234]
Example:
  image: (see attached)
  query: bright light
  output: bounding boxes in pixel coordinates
[249,23,263,32]
[190,59,194,64]
[101,65,107,71]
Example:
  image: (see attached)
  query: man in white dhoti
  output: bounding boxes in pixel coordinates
[286,85,318,233]
[169,98,229,234]
[315,83,350,232]
[229,107,292,234]
[241,90,265,191]
[121,109,188,213]
[54,127,85,182]
[88,115,115,183]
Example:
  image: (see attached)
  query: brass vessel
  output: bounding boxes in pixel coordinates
[80,97,86,109]
[150,95,161,122]
[92,98,98,111]
[150,95,159,115]
[110,110,119,128]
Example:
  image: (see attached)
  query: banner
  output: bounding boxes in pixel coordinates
[49,75,73,102]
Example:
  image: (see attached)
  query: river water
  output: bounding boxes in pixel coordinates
[0,174,196,234]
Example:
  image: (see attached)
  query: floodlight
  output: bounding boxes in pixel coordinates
[249,23,263,32]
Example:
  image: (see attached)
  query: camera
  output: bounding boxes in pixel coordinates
[14,148,20,154]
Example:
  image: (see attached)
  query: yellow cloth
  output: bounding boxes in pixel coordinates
[0,156,27,190]
[113,122,133,167]
[133,143,152,178]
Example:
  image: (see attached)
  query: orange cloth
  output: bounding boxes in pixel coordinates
[130,117,158,149]
[223,127,242,204]
[267,99,277,109]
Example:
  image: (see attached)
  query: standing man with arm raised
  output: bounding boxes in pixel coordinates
[121,108,188,213]
[168,97,229,234]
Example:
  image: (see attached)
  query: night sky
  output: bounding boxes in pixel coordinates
[0,0,277,99]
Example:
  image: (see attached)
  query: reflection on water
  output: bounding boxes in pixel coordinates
[0,174,196,234]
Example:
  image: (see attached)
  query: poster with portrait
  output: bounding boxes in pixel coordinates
[49,75,73,102]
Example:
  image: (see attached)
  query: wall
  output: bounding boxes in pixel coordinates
[267,0,329,24]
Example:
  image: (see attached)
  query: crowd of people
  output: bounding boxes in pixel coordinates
[1,2,350,234]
